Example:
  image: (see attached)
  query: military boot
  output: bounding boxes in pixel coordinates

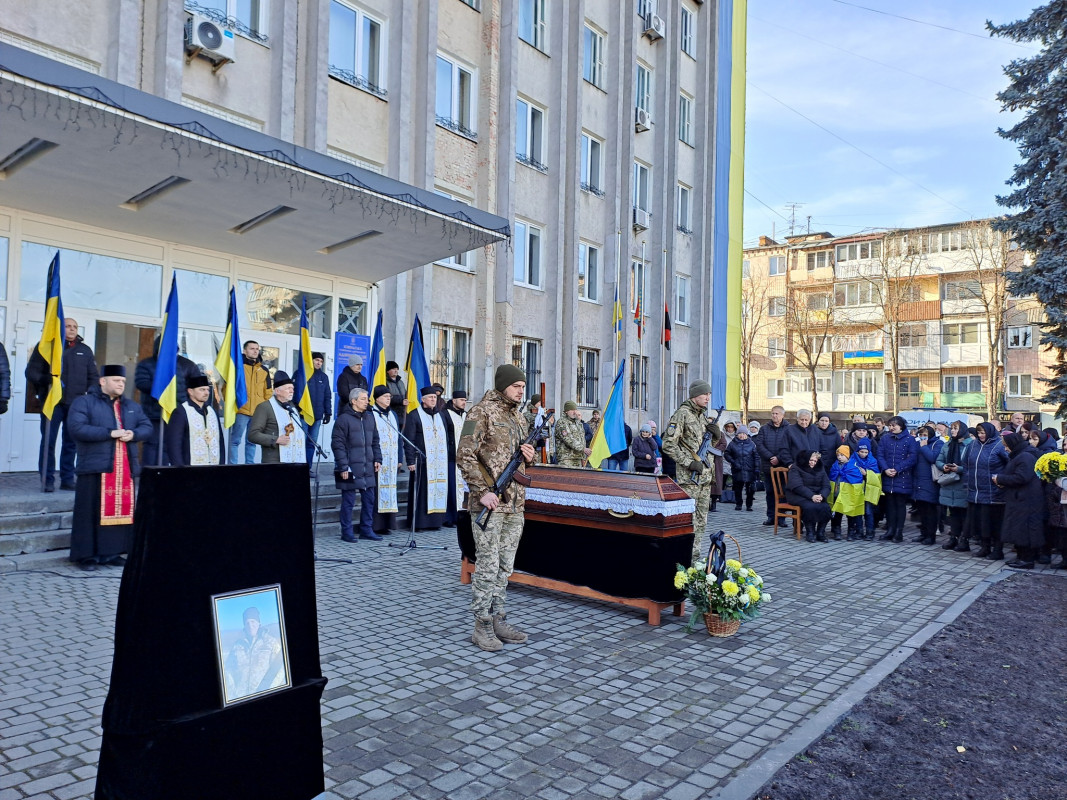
[472,616,503,652]
[492,612,528,644]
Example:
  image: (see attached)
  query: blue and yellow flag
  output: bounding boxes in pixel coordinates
[369,308,387,390]
[612,284,623,341]
[39,252,65,419]
[214,287,248,429]
[292,297,315,425]
[588,360,627,469]
[404,315,432,413]
[151,275,180,423]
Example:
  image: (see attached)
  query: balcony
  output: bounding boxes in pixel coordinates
[887,346,940,371]
[940,392,986,409]
[942,298,985,316]
[897,300,941,321]
[941,343,989,366]
[835,261,882,280]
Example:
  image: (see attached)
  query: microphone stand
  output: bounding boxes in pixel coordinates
[380,412,447,555]
[287,404,351,566]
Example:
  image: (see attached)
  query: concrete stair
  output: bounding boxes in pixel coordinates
[0,469,412,556]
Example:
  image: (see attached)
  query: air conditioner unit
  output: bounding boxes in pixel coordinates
[633,207,651,232]
[185,12,236,69]
[644,14,665,41]
[635,107,651,132]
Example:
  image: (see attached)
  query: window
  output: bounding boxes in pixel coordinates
[433,190,473,270]
[899,323,927,348]
[328,2,385,97]
[577,348,600,406]
[742,259,750,278]
[1007,374,1032,397]
[637,0,657,19]
[833,370,884,397]
[457,0,479,8]
[768,296,786,317]
[630,260,646,312]
[678,94,693,145]
[518,0,547,51]
[337,297,367,334]
[897,283,922,302]
[516,97,546,171]
[511,338,542,400]
[805,251,829,270]
[174,269,229,327]
[236,281,331,338]
[834,281,879,307]
[787,375,831,394]
[768,337,785,358]
[583,25,604,88]
[899,376,921,396]
[632,161,651,212]
[675,363,689,408]
[436,54,476,137]
[676,275,690,324]
[835,241,881,262]
[513,220,542,287]
[578,242,600,302]
[806,293,830,311]
[580,132,603,195]
[677,184,692,234]
[941,279,982,301]
[805,335,831,355]
[833,333,881,352]
[680,7,695,56]
[196,0,267,39]
[943,375,982,394]
[635,63,652,113]
[1008,326,1033,348]
[429,325,471,395]
[768,256,785,276]
[942,322,980,345]
[766,379,784,399]
[629,355,650,410]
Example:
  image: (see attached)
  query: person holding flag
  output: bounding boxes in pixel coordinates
[304,352,332,468]
[213,287,249,434]
[290,298,326,468]
[662,380,721,566]
[25,254,98,492]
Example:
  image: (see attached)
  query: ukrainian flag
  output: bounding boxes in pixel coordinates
[214,287,248,428]
[369,308,387,390]
[39,253,65,419]
[587,360,627,469]
[292,297,315,425]
[151,275,179,423]
[404,315,432,413]
[612,284,623,341]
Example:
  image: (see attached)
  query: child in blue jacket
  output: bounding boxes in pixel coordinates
[830,445,867,541]
[853,442,881,540]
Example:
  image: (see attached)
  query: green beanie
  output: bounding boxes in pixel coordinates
[689,380,712,399]
[563,400,578,412]
[530,393,542,406]
[495,364,527,392]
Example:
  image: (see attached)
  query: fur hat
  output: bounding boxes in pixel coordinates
[372,385,390,400]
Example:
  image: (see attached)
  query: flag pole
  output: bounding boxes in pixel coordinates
[614,228,621,373]
[661,248,669,420]
[640,240,646,415]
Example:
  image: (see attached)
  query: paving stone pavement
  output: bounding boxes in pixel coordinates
[1,503,1019,800]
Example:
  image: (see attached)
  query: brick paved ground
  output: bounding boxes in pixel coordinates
[1,501,1021,800]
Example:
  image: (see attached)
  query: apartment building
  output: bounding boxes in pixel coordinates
[741,219,1060,426]
[0,0,737,472]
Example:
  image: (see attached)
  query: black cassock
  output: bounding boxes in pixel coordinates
[402,408,445,531]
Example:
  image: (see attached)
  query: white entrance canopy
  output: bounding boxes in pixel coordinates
[0,44,509,283]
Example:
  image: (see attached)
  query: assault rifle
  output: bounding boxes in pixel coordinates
[474,412,555,531]
[689,404,726,483]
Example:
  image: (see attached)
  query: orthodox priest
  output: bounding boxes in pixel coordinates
[66,365,153,570]
[441,389,468,526]
[370,385,399,534]
[165,374,225,466]
[402,385,448,531]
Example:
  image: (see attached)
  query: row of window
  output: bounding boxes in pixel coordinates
[761,324,1034,354]
[766,372,1035,399]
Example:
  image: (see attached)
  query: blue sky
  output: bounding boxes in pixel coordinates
[743,0,1040,245]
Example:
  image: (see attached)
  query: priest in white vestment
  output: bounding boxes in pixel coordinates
[165,374,225,466]
[401,385,448,531]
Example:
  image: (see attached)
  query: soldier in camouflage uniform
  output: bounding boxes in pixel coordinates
[662,380,721,566]
[456,364,537,652]
[554,401,589,467]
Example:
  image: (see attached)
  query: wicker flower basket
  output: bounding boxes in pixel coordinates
[704,533,744,637]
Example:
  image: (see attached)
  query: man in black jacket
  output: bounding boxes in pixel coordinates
[305,352,332,467]
[0,341,9,417]
[332,388,382,541]
[134,336,201,467]
[786,409,820,463]
[754,405,793,526]
[25,318,99,492]
[336,355,369,415]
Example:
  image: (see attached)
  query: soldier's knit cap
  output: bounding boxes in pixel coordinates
[688,380,712,398]
[530,393,542,405]
[495,364,527,392]
[563,400,578,412]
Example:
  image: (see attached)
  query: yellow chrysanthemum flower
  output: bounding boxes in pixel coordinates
[725,559,742,571]
[674,572,688,590]
[721,580,739,596]
[748,588,760,603]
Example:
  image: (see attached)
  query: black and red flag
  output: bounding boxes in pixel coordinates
[663,302,672,350]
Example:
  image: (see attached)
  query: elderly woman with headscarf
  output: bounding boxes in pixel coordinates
[911,425,943,545]
[959,421,1009,560]
[994,432,1046,569]
[935,425,972,551]
[631,423,660,474]
[785,449,832,542]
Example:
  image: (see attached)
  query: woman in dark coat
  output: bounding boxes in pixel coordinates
[631,424,659,474]
[936,426,971,551]
[995,432,1046,568]
[785,449,832,542]
[959,421,1010,559]
[814,413,840,473]
[911,425,943,545]
[724,427,760,511]
[875,415,919,543]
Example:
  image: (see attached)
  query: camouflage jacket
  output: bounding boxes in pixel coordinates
[457,389,531,513]
[662,400,720,487]
[554,417,587,464]
[523,407,547,446]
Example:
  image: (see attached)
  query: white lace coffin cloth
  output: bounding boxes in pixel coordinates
[525,488,695,517]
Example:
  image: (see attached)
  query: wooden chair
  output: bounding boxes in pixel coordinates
[770,466,802,540]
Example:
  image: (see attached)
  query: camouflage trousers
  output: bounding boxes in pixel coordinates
[679,480,712,567]
[556,456,585,468]
[471,510,525,617]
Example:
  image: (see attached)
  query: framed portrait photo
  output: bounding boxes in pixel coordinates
[211,584,292,707]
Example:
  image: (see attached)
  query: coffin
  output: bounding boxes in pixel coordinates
[458,466,695,624]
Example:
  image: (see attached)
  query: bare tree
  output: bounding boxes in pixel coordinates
[785,285,834,416]
[739,265,778,423]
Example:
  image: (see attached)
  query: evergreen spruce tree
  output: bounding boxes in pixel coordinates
[990,4,1067,414]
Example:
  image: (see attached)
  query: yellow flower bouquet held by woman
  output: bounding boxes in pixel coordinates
[674,532,770,636]
[1034,452,1067,482]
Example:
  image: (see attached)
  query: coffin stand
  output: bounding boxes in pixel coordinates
[459,466,695,625]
